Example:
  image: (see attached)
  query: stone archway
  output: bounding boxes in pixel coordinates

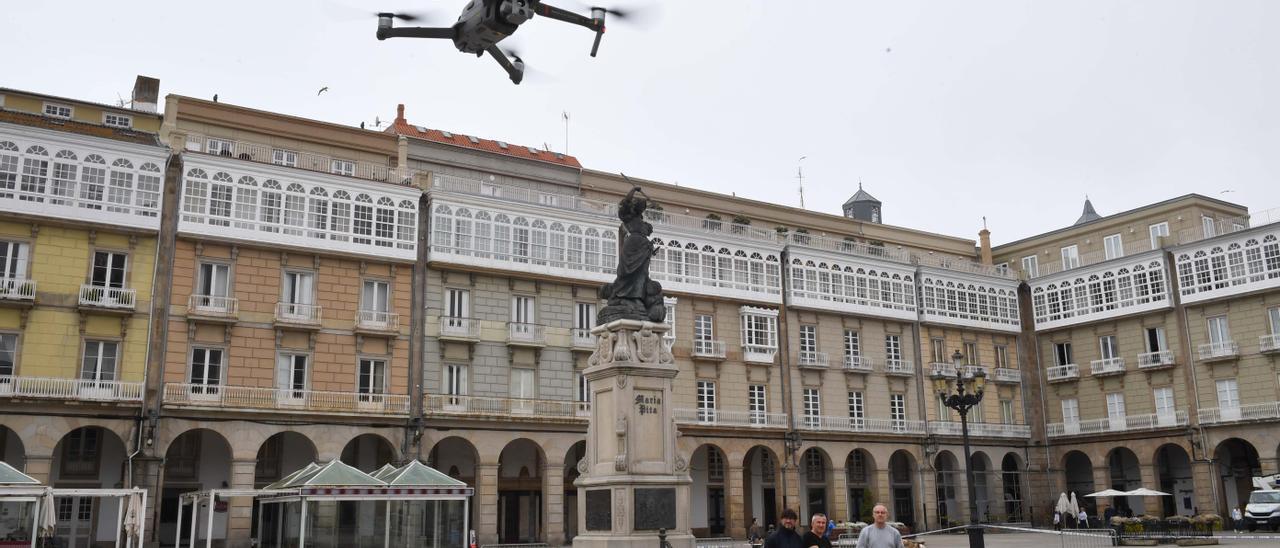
[253,432,317,546]
[888,450,917,527]
[1108,447,1144,515]
[50,426,128,547]
[497,438,545,543]
[159,429,233,546]
[0,424,23,469]
[690,444,728,537]
[743,446,780,531]
[970,451,996,522]
[934,451,961,525]
[800,447,833,521]
[1214,438,1261,516]
[340,433,396,472]
[845,449,877,523]
[1154,444,1193,516]
[428,436,480,543]
[1000,453,1025,522]
[563,440,585,543]
[1063,451,1096,517]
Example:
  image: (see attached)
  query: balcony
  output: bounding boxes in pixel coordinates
[1197,401,1280,425]
[163,383,409,415]
[274,302,322,328]
[571,328,596,351]
[844,355,874,373]
[185,132,420,186]
[0,376,143,402]
[929,421,1031,439]
[673,408,788,428]
[1197,341,1239,362]
[798,351,829,368]
[1090,358,1126,376]
[424,394,590,421]
[691,340,727,360]
[0,278,36,306]
[1046,364,1079,382]
[1137,350,1175,369]
[1260,334,1280,354]
[883,359,914,376]
[507,322,546,347]
[992,367,1021,383]
[355,310,400,334]
[1046,411,1189,437]
[438,316,480,341]
[797,414,927,435]
[743,345,777,365]
[186,294,238,322]
[78,285,136,312]
[929,363,987,378]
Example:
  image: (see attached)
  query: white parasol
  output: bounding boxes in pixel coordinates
[124,490,144,537]
[1068,491,1080,516]
[1085,489,1128,497]
[38,488,57,538]
[1125,488,1171,497]
[1055,492,1069,514]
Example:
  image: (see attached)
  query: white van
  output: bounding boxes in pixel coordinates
[1245,489,1280,531]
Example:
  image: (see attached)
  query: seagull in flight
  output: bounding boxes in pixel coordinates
[317,87,329,96]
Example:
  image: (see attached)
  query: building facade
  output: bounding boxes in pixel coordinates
[1,81,1276,548]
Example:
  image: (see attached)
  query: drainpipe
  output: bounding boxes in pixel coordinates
[1166,246,1218,512]
[777,246,795,511]
[405,175,431,460]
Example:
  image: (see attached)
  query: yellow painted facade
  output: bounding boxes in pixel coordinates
[0,220,154,381]
[0,90,162,132]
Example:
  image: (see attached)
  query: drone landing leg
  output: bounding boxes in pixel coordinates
[485,45,524,85]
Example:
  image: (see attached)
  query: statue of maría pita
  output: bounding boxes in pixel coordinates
[598,186,666,324]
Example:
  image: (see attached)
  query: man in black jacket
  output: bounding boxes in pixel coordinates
[800,512,833,548]
[764,508,803,548]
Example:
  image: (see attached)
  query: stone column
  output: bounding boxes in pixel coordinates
[830,464,848,523]
[226,459,257,546]
[22,455,53,484]
[781,463,801,514]
[1260,457,1279,476]
[573,320,692,548]
[1190,459,1217,515]
[919,468,938,528]
[990,468,1006,522]
[726,461,746,539]
[544,461,565,546]
[477,463,500,546]
[874,468,891,522]
[1139,463,1160,517]
[1091,466,1111,521]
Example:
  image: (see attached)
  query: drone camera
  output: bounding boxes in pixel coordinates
[501,0,534,25]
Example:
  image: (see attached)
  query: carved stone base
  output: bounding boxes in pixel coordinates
[575,319,692,548]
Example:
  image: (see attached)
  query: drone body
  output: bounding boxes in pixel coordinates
[376,0,619,85]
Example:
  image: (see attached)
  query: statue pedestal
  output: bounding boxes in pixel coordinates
[573,319,693,548]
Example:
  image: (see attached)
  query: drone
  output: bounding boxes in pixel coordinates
[376,1,633,84]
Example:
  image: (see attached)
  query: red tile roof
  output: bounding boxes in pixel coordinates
[385,104,581,168]
[0,109,161,147]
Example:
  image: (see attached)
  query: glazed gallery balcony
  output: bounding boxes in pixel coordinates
[163,383,409,416]
[1046,411,1188,437]
[424,394,590,421]
[0,376,143,402]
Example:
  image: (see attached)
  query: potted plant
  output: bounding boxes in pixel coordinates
[703,213,722,231]
[731,214,750,234]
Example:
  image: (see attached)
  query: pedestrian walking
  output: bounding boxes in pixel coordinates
[1077,508,1089,528]
[856,504,902,548]
[1231,506,1243,532]
[1053,511,1061,531]
[748,517,764,544]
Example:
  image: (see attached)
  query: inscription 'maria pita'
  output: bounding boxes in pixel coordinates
[598,186,666,324]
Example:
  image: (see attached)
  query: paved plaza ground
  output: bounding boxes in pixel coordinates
[897,530,1280,548]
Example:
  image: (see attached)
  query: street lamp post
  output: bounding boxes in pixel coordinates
[931,349,987,548]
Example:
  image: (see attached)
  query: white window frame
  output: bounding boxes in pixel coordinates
[740,307,778,350]
[848,391,864,427]
[446,288,469,319]
[1149,222,1169,248]
[206,138,234,156]
[1099,335,1119,360]
[694,314,714,353]
[1215,379,1239,410]
[510,368,535,400]
[188,347,224,390]
[358,357,387,397]
[361,279,391,314]
[43,102,73,119]
[272,148,299,167]
[277,353,309,399]
[1106,392,1126,419]
[799,324,817,354]
[885,334,902,363]
[1000,399,1015,424]
[1269,307,1280,335]
[91,251,127,288]
[1060,245,1080,270]
[802,388,820,427]
[80,340,118,382]
[748,384,767,424]
[330,159,356,177]
[844,329,860,359]
[1207,316,1230,345]
[511,295,535,325]
[1021,255,1039,278]
[1103,234,1123,260]
[697,381,716,421]
[1153,387,1175,419]
[103,112,132,129]
[0,240,30,281]
[994,345,1009,368]
[1061,398,1079,424]
[575,302,596,331]
[0,333,17,377]
[1145,326,1168,353]
[889,393,906,429]
[1054,342,1073,366]
[445,363,468,397]
[577,371,590,403]
[1202,215,1217,239]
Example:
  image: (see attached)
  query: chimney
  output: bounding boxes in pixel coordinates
[395,103,406,124]
[131,75,159,113]
[978,228,993,265]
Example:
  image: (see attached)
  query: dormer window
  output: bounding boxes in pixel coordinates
[43,103,73,119]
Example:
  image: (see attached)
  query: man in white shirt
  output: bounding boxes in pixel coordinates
[856,504,902,548]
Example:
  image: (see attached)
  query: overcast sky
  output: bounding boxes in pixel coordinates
[4,1,1276,245]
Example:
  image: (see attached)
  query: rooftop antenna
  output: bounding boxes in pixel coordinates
[562,111,570,155]
[796,156,807,209]
[983,216,988,230]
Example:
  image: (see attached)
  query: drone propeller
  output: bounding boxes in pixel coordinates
[375,11,427,22]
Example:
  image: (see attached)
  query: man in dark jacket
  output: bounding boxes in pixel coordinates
[764,508,803,548]
[800,512,833,548]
